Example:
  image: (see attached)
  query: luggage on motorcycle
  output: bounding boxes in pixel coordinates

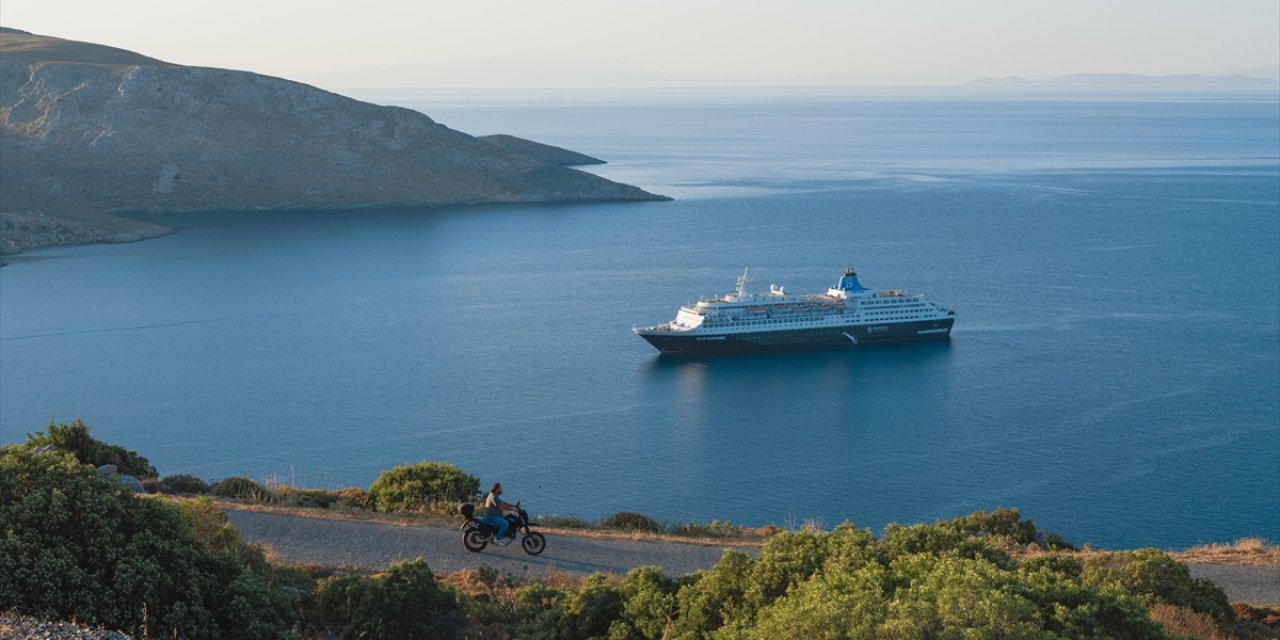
[459,502,475,518]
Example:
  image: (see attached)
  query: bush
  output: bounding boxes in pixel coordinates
[745,528,829,607]
[275,487,338,509]
[517,573,622,639]
[367,462,478,513]
[670,550,755,638]
[1083,548,1234,624]
[949,507,1039,544]
[0,446,291,639]
[607,566,680,640]
[669,519,750,538]
[160,473,211,495]
[600,511,662,533]
[175,496,272,576]
[213,476,271,501]
[23,419,156,478]
[538,515,595,529]
[314,559,461,639]
[1042,531,1078,551]
[331,487,371,509]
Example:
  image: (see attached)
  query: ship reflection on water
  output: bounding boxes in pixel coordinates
[640,340,955,425]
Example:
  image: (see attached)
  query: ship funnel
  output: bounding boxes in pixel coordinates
[837,267,865,292]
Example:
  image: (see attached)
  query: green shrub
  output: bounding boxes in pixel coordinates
[213,476,271,501]
[656,517,1173,640]
[606,566,680,640]
[1019,553,1084,579]
[450,566,518,629]
[315,559,460,639]
[1083,548,1234,624]
[0,446,291,639]
[670,550,755,639]
[512,581,561,627]
[160,473,211,495]
[1042,531,1078,551]
[367,462,478,513]
[175,496,272,576]
[879,521,969,557]
[949,507,1039,544]
[538,515,595,529]
[747,563,888,639]
[517,573,622,639]
[23,419,156,478]
[745,528,830,607]
[669,519,749,538]
[600,511,662,533]
[276,487,338,509]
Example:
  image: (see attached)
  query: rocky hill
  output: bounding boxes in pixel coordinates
[0,28,666,255]
[478,134,605,166]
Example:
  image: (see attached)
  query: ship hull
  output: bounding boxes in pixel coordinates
[637,317,954,355]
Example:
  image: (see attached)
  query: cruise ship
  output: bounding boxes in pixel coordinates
[633,267,955,354]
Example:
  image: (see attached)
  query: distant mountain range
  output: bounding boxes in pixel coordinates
[0,28,665,256]
[307,57,1280,91]
[963,71,1279,89]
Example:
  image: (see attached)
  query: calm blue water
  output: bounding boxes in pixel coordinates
[2,89,1277,549]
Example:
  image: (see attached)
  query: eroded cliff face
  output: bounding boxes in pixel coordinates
[0,28,665,255]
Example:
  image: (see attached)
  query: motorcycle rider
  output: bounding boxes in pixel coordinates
[480,482,518,545]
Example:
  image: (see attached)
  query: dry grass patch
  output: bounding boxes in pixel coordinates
[1148,603,1232,640]
[158,494,461,529]
[1009,538,1280,567]
[1175,538,1280,566]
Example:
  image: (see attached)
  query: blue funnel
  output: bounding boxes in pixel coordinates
[837,268,865,292]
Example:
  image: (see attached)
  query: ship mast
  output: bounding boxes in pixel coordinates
[735,268,750,299]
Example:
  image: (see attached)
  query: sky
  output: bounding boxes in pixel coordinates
[2,0,1277,86]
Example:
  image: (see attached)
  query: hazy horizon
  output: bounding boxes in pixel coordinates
[2,0,1277,89]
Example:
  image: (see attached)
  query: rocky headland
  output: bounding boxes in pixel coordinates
[477,133,606,165]
[0,27,666,256]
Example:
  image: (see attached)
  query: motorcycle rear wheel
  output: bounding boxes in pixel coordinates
[463,528,489,552]
[521,531,546,556]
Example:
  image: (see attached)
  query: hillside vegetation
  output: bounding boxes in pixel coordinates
[3,422,1277,639]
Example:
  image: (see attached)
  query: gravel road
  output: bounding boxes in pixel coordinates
[1184,563,1280,607]
[226,510,749,580]
[226,510,1279,605]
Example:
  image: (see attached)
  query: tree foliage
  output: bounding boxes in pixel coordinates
[368,461,479,512]
[213,476,271,501]
[0,446,291,639]
[496,508,1226,640]
[315,558,461,639]
[23,418,156,478]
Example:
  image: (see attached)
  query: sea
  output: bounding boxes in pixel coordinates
[2,87,1277,549]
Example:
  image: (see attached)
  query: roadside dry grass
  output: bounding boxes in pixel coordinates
[1006,538,1280,567]
[1172,538,1280,566]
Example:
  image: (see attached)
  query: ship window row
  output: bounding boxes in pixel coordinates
[861,313,924,320]
[705,316,840,327]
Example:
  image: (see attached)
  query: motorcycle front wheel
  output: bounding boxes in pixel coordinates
[521,531,546,556]
[463,528,489,552]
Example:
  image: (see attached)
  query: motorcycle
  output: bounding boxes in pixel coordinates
[459,501,546,555]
